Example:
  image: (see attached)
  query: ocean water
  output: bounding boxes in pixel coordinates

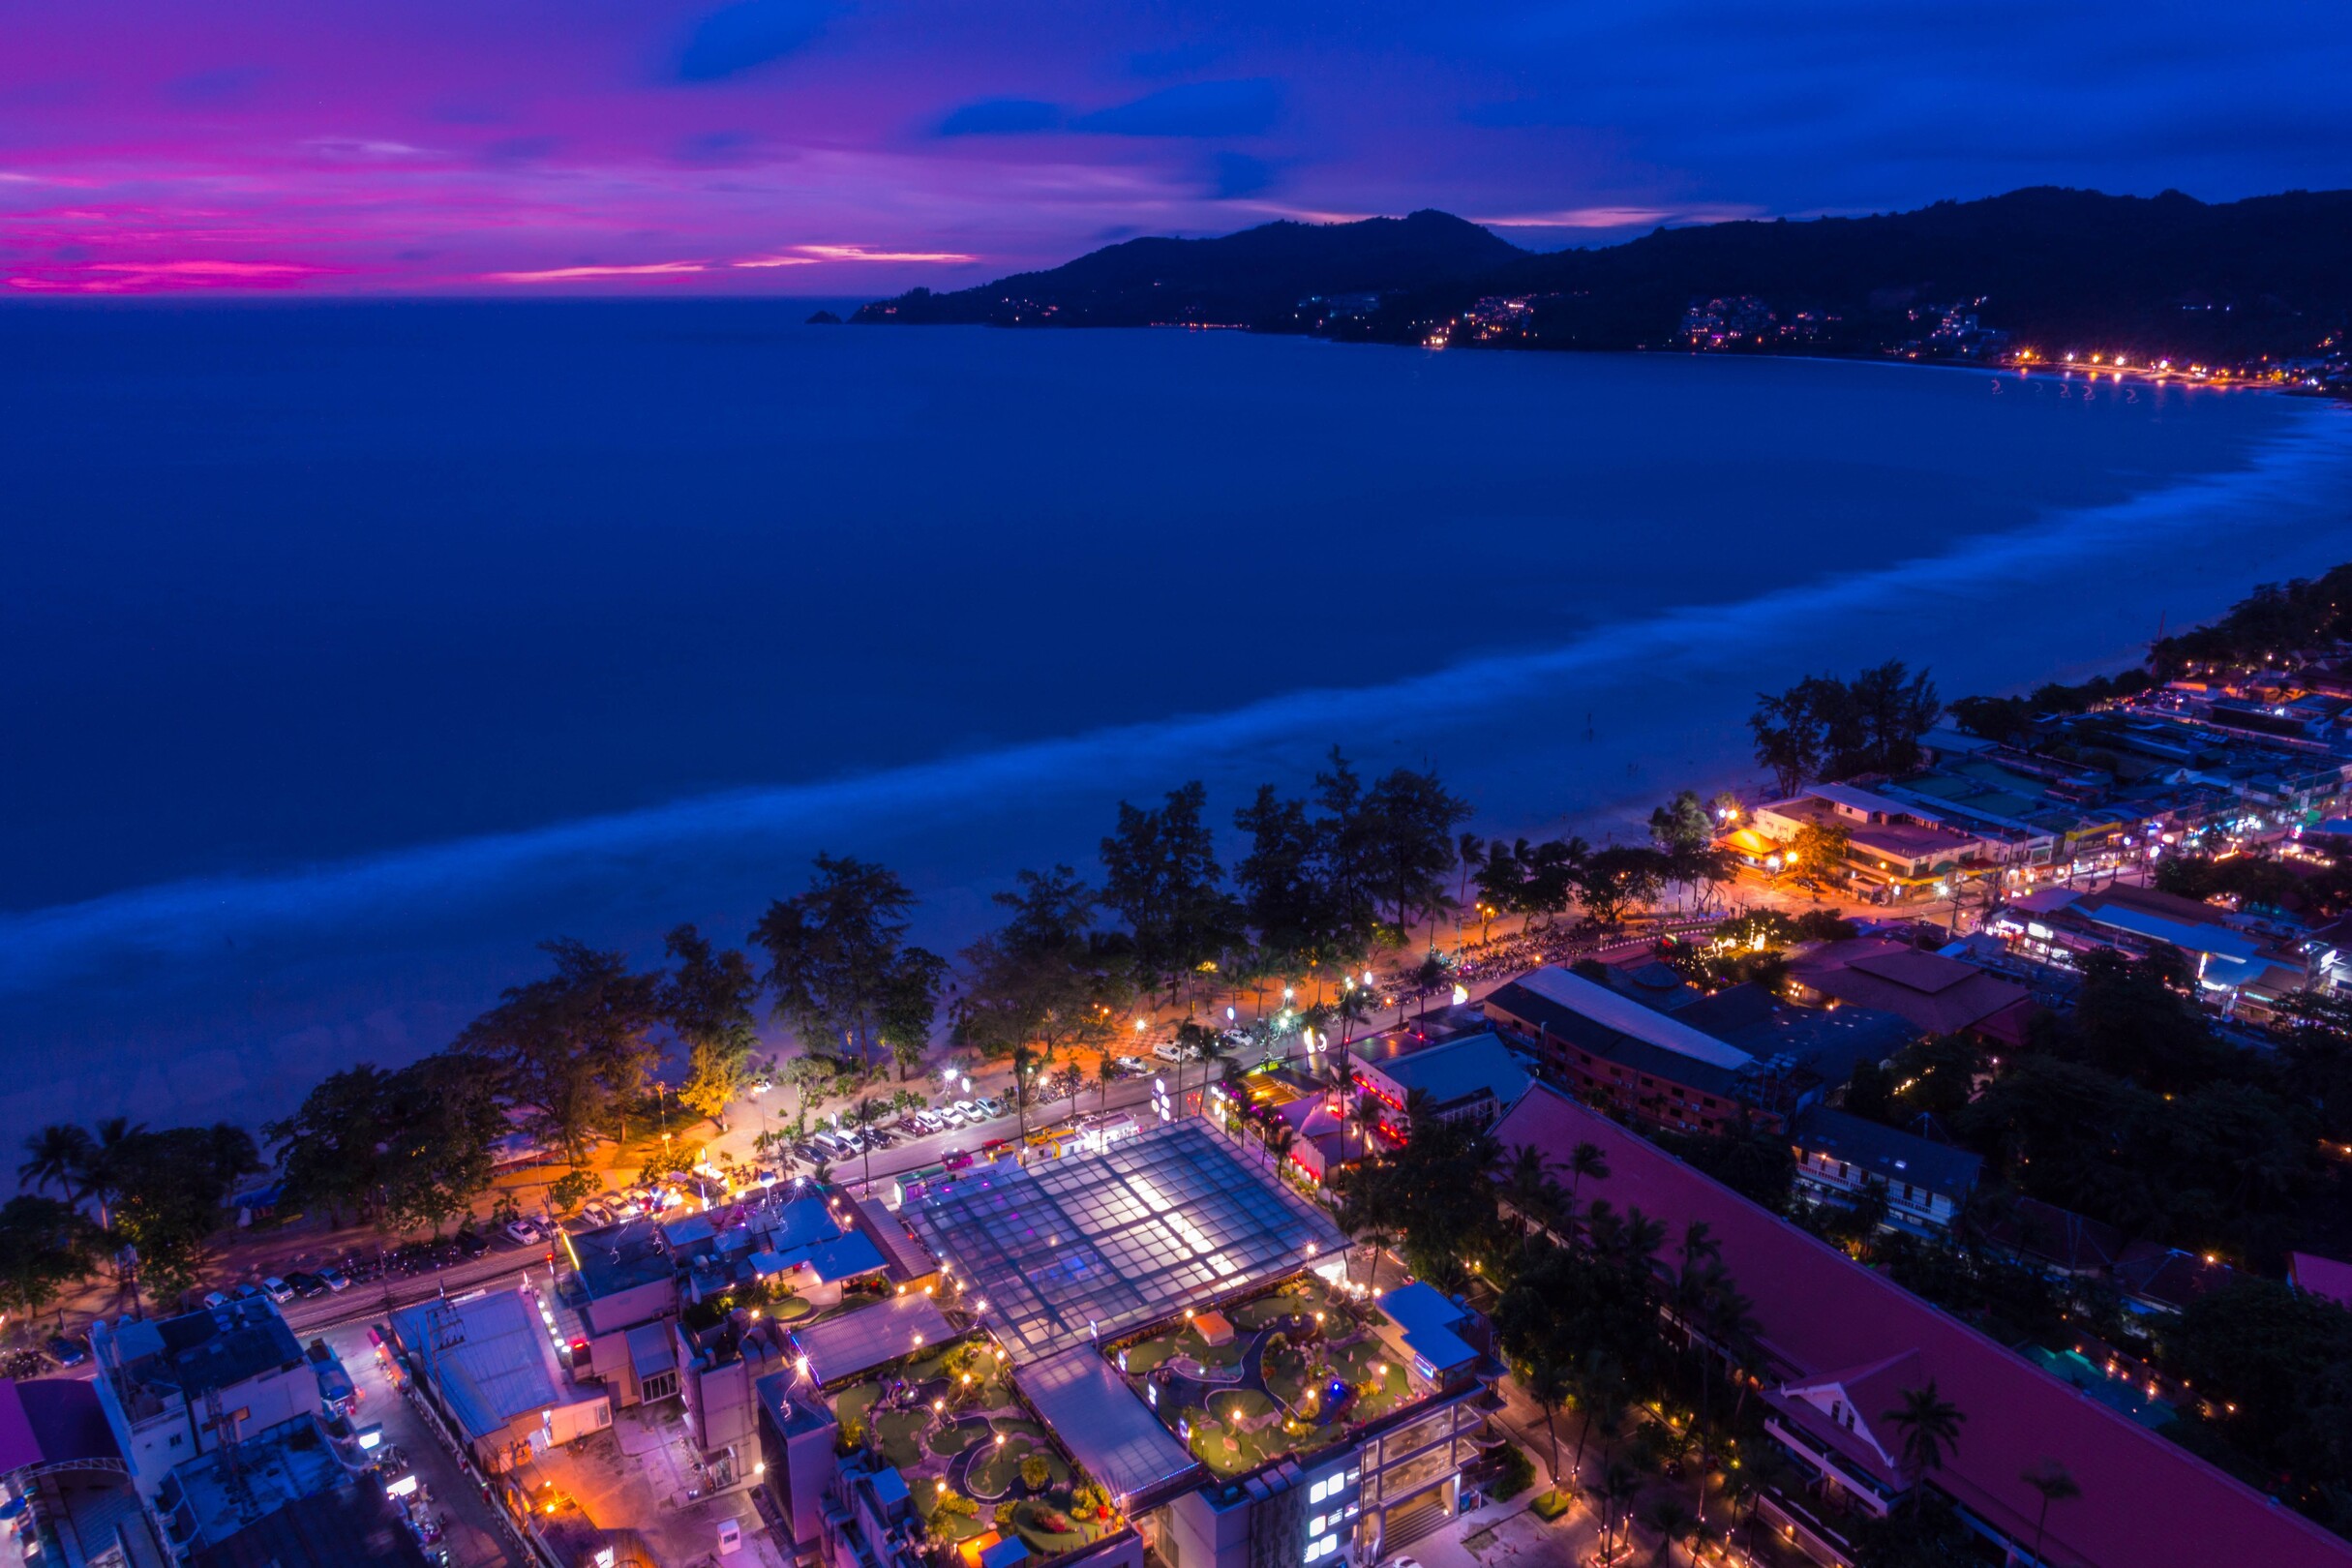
[4,300,2349,1140]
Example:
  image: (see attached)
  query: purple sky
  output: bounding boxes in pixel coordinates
[5,0,2347,294]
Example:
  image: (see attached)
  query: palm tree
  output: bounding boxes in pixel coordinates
[19,1125,95,1205]
[85,1117,143,1230]
[2022,1458,2080,1564]
[848,1097,888,1191]
[1501,1144,1556,1237]
[1597,1461,1642,1561]
[1641,1497,1699,1565]
[1572,1352,1626,1483]
[1526,1357,1571,1486]
[1883,1380,1966,1516]
[1566,1140,1610,1214]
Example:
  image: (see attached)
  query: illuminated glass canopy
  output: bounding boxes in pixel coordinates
[902,1120,1347,1363]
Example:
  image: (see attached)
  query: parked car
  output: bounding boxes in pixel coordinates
[914,1110,944,1132]
[320,1267,351,1293]
[201,1290,231,1310]
[581,1201,616,1227]
[503,1219,544,1246]
[286,1271,331,1299]
[1115,1055,1149,1075]
[45,1335,88,1368]
[456,1230,491,1258]
[1152,1041,1188,1063]
[975,1097,1008,1118]
[260,1278,295,1304]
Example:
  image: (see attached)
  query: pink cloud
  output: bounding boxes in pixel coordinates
[481,259,709,283]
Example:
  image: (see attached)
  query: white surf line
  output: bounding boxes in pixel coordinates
[4,410,2348,993]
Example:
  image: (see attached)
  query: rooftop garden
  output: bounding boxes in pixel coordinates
[832,1339,1122,1562]
[1110,1274,1417,1480]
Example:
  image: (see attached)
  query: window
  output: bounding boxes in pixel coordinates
[1310,1516,1326,1536]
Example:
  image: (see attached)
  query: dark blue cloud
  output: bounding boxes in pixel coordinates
[1210,152,1274,199]
[937,98,1063,136]
[166,66,272,106]
[677,0,832,83]
[1071,78,1282,138]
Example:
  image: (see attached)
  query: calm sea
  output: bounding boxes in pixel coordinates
[4,300,2349,1136]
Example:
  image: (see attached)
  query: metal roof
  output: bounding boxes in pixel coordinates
[901,1121,1347,1364]
[390,1289,571,1443]
[789,1294,955,1388]
[1513,967,1753,1070]
[1018,1346,1200,1509]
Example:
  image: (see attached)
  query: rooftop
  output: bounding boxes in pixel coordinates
[161,1413,426,1566]
[389,1286,594,1443]
[1491,1084,2352,1568]
[1791,1107,1982,1200]
[1357,1031,1530,1115]
[900,1121,1347,1364]
[1021,1346,1199,1508]
[791,1292,957,1388]
[812,1325,1131,1564]
[569,1218,675,1301]
[1110,1273,1429,1482]
[103,1298,305,1418]
[1789,940,2034,1039]
[1505,966,1753,1070]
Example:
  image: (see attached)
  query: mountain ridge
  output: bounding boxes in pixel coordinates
[856,187,2352,372]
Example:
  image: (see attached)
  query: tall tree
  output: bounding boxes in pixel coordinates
[1100,783,1242,1006]
[752,855,949,1080]
[0,1196,102,1326]
[661,923,762,1130]
[1311,750,1384,958]
[1234,786,1332,976]
[458,939,662,1161]
[2021,1460,2080,1566]
[1578,846,1669,926]
[1358,766,1472,941]
[1883,1380,1965,1516]
[17,1124,97,1214]
[954,866,1133,1060]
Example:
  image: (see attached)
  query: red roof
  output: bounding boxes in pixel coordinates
[1491,1084,2352,1567]
[0,1378,117,1477]
[2292,1252,2352,1312]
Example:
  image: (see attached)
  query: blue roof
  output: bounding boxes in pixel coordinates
[798,1231,888,1283]
[1377,1282,1465,1339]
[768,1194,842,1253]
[1376,1282,1478,1376]
[982,1537,1033,1568]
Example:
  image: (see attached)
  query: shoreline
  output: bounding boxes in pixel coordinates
[6,365,2350,1145]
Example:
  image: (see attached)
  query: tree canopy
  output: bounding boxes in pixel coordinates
[752,855,949,1079]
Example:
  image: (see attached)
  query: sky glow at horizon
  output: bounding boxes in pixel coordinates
[3,0,2347,296]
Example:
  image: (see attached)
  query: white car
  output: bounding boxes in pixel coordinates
[260,1277,294,1304]
[504,1219,544,1245]
[1153,1042,1188,1064]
